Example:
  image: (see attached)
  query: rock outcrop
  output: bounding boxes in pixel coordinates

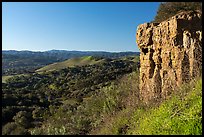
[136,10,202,103]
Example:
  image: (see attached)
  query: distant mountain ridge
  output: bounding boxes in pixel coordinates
[2,50,139,60]
[3,50,139,55]
[2,50,140,76]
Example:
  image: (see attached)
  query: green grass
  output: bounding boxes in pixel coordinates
[128,78,202,135]
[94,77,202,135]
[121,55,139,63]
[2,76,13,83]
[36,56,105,73]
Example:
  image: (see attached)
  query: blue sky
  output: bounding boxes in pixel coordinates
[2,2,160,52]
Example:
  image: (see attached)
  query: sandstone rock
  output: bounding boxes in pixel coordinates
[136,11,202,104]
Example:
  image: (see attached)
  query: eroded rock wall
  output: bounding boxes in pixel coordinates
[136,11,202,103]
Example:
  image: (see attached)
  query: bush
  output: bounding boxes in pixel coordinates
[13,111,32,128]
[153,2,202,22]
[2,122,30,135]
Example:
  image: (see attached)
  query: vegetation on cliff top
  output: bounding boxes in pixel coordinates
[153,2,202,22]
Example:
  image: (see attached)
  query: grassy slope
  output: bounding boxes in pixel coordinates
[128,78,202,135]
[2,56,105,83]
[2,74,28,83]
[36,56,105,73]
[2,76,13,83]
[94,77,202,135]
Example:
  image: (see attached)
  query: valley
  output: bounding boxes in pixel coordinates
[2,2,202,135]
[2,51,140,135]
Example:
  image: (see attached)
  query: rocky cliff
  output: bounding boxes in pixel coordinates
[136,10,202,103]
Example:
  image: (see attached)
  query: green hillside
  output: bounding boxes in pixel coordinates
[92,77,202,135]
[29,67,201,135]
[2,56,139,135]
[36,56,105,73]
[128,78,202,135]
[2,54,201,135]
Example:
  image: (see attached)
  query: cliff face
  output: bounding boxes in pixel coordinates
[136,11,202,103]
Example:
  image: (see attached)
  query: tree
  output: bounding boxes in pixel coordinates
[2,122,30,135]
[153,2,202,23]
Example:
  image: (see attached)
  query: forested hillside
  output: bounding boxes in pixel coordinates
[3,54,201,135]
[2,55,140,135]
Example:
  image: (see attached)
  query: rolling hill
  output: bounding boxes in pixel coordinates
[2,50,140,75]
[35,56,106,73]
[36,56,139,73]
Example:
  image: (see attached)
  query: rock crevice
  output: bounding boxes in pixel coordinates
[136,11,202,103]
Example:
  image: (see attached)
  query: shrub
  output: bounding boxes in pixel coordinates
[153,2,202,22]
[2,122,29,135]
[13,111,32,128]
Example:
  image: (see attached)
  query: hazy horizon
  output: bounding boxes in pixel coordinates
[2,49,140,53]
[3,2,160,52]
